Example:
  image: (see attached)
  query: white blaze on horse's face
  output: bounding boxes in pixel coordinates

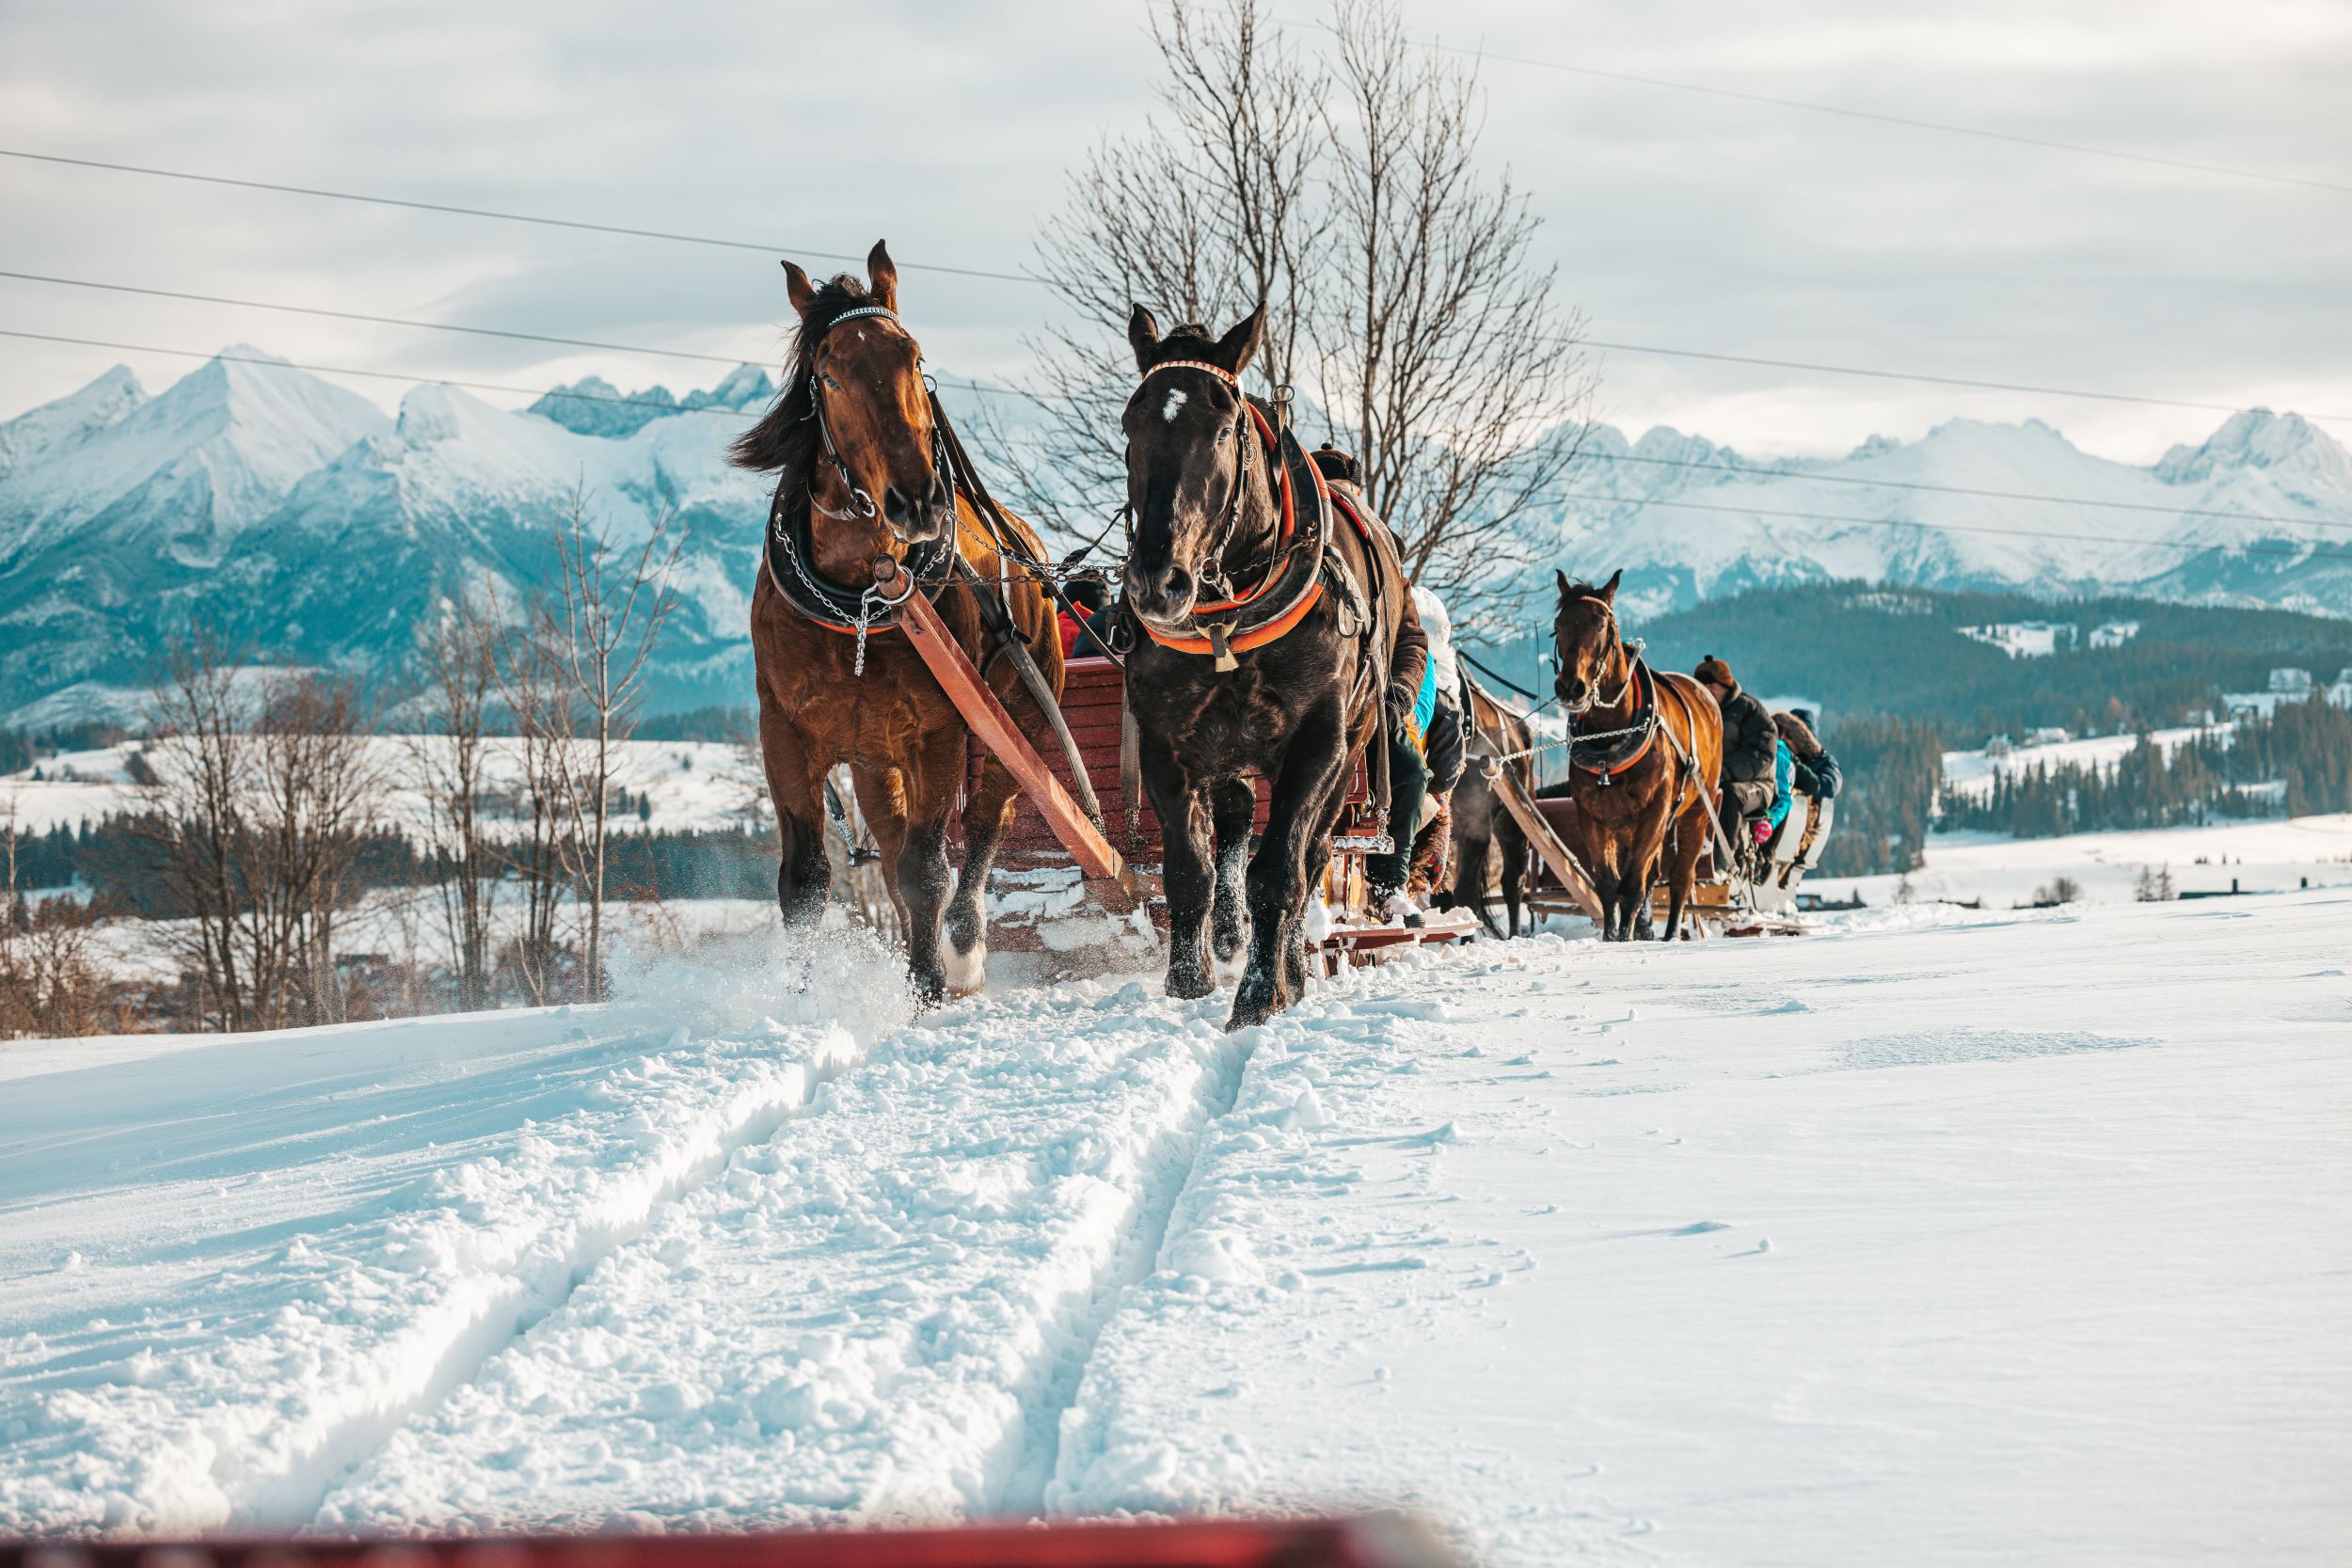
[1162,387,1187,424]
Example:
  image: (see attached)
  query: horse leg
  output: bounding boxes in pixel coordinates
[1664,806,1706,942]
[944,750,1018,996]
[1285,783,1352,1002]
[1209,778,1256,980]
[881,732,968,1007]
[1454,832,1501,938]
[1141,741,1216,1001]
[758,703,831,928]
[1501,823,1528,939]
[1233,706,1347,1030]
[1630,816,1664,942]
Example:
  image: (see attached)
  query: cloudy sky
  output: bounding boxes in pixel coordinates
[2,0,2346,461]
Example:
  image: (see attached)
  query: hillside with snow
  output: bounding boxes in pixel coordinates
[3,876,2346,1561]
[4,347,2351,725]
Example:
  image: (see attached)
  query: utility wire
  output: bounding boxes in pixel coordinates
[1568,488,2352,562]
[0,148,1041,285]
[1581,338,2352,426]
[1577,449,2348,532]
[1418,34,2352,198]
[8,326,2344,566]
[0,268,762,368]
[15,260,2342,530]
[7,149,2344,424]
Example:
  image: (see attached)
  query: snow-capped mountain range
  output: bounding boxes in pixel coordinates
[3,345,2349,726]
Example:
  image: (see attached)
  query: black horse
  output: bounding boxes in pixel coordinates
[1118,305,1421,1029]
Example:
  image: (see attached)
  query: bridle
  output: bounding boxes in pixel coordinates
[804,303,953,537]
[1127,358,1272,608]
[1554,594,1636,717]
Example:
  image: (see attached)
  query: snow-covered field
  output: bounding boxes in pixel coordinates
[3,866,2346,1564]
[1813,810,2352,910]
[3,736,759,839]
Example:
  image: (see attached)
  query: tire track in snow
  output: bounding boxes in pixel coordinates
[311,977,1266,1532]
[0,996,873,1536]
[247,1026,863,1530]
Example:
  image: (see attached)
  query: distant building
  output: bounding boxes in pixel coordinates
[2224,668,2328,719]
[1958,621,2078,658]
[2088,620,2140,649]
[2025,726,2074,747]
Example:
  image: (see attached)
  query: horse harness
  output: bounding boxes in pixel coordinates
[1125,357,1378,673]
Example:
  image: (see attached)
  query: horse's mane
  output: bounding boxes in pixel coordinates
[728,275,884,475]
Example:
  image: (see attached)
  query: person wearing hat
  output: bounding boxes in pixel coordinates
[1695,654,1779,841]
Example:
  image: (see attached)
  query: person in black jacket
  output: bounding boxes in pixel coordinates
[1695,654,1778,834]
[1776,708,1841,800]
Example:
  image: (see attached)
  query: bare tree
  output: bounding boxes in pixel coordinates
[142,639,384,1030]
[0,797,119,1038]
[1016,0,1592,607]
[405,598,501,1010]
[538,485,684,1003]
[142,635,258,1031]
[488,591,574,1006]
[1009,0,1324,533]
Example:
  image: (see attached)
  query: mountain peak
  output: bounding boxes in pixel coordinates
[0,364,148,473]
[530,376,678,438]
[2155,408,2352,490]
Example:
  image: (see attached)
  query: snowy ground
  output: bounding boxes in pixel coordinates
[2,736,759,839]
[1812,810,2352,909]
[2,885,2346,1563]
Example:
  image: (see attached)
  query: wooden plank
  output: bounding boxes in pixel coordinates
[882,560,1140,914]
[1485,763,1606,925]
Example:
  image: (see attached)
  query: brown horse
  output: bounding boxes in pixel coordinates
[1446,678,1534,938]
[1550,569,1724,942]
[731,242,1065,1003]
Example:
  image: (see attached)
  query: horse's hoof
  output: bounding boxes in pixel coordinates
[1228,976,1282,1030]
[1166,967,1215,1001]
[942,935,986,996]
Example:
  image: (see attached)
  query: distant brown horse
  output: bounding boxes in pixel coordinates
[1446,678,1534,938]
[1550,569,1724,941]
[730,242,1065,1003]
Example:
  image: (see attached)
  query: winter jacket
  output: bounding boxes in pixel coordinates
[1792,751,1841,800]
[1765,739,1794,832]
[1718,681,1778,786]
[1774,710,1842,800]
[1424,688,1468,795]
[1385,577,1431,735]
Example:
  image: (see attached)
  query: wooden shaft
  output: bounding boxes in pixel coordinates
[1485,761,1606,925]
[878,558,1139,913]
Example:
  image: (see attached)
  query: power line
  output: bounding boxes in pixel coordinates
[0,325,1048,425]
[0,329,748,418]
[1565,487,2352,562]
[1583,339,2352,427]
[8,147,2343,425]
[0,148,1041,285]
[1578,448,2350,532]
[10,261,2337,532]
[1425,34,2352,198]
[0,268,765,369]
[8,326,2344,567]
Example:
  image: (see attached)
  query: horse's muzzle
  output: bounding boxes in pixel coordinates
[1122,562,1197,629]
[883,476,955,545]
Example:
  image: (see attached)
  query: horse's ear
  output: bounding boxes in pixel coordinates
[782,260,816,316]
[1128,305,1162,372]
[1598,567,1622,604]
[1555,568,1571,603]
[1214,305,1266,375]
[866,239,898,311]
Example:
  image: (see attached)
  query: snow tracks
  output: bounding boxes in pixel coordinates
[316,979,1256,1531]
